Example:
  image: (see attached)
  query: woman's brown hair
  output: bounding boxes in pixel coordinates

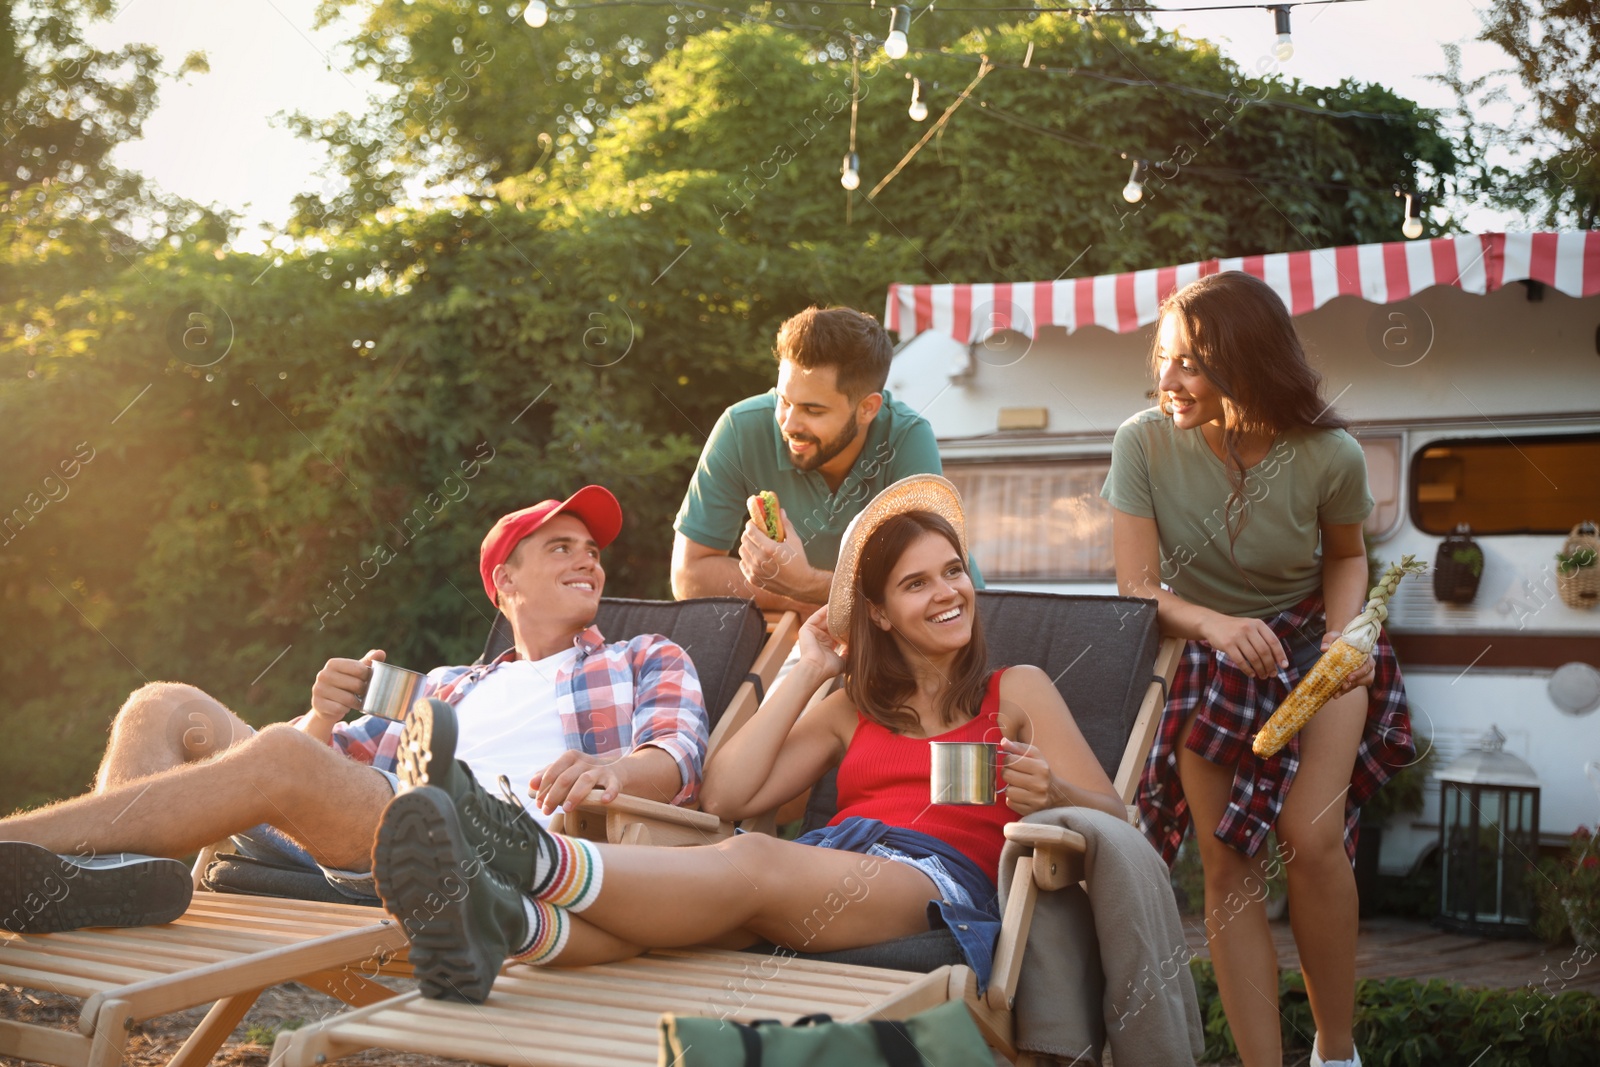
[1153,271,1349,537]
[842,511,989,734]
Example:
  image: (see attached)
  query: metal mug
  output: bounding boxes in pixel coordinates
[361,661,426,720]
[930,741,1007,805]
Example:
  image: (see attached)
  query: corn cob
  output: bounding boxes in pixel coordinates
[1252,555,1426,758]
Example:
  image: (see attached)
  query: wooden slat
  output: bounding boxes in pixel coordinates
[1116,635,1182,804]
[986,855,1039,1012]
[0,1018,92,1067]
[79,921,407,1024]
[0,961,118,999]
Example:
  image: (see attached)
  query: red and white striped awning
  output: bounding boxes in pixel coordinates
[885,231,1600,343]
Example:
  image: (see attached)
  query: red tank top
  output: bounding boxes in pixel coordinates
[829,669,1015,879]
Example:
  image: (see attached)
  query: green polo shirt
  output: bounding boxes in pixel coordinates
[675,389,984,586]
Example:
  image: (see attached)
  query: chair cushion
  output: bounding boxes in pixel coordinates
[802,591,1160,832]
[742,928,965,973]
[478,597,767,728]
[202,852,381,907]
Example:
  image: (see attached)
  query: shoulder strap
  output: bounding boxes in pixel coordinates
[979,666,1008,721]
[869,1020,927,1067]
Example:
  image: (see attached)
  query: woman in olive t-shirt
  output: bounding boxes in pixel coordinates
[1102,272,1414,1067]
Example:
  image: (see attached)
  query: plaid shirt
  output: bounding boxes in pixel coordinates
[320,626,708,803]
[1138,594,1414,865]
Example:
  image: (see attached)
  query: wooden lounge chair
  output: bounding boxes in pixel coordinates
[0,596,792,1067]
[267,592,1182,1067]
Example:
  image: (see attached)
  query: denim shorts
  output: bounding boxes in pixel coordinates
[228,765,399,901]
[863,844,980,910]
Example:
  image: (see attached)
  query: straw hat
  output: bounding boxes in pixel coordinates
[827,474,968,639]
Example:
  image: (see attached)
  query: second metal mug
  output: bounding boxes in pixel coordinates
[361,660,426,720]
[930,741,1006,805]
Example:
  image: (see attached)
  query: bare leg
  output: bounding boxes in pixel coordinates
[1,725,390,871]
[1178,712,1283,1067]
[95,682,257,793]
[1276,686,1367,1064]
[560,832,940,960]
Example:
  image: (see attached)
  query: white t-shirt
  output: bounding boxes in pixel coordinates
[453,648,578,827]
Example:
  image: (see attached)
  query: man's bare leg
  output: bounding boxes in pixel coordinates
[2,725,390,872]
[94,682,257,793]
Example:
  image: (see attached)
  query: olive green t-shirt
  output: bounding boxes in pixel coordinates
[674,389,984,586]
[1100,408,1372,618]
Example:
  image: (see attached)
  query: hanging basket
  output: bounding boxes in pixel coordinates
[1556,521,1600,610]
[1433,524,1484,605]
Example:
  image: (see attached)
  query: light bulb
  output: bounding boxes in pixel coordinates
[908,78,927,121]
[884,5,911,60]
[1271,7,1293,61]
[841,152,860,191]
[523,1,548,28]
[1402,215,1424,240]
[1121,159,1147,204]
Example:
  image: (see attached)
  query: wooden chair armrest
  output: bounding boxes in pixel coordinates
[1002,822,1087,891]
[565,789,734,847]
[987,824,1091,1010]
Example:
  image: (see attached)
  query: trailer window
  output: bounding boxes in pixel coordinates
[1358,435,1403,541]
[1410,433,1600,535]
[943,461,1114,580]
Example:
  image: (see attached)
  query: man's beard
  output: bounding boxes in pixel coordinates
[786,412,861,472]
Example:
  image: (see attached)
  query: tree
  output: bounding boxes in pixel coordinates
[1438,0,1599,228]
[0,5,1466,813]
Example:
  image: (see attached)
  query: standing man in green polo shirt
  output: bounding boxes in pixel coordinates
[671,305,981,615]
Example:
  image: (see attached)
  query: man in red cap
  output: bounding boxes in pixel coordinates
[0,487,708,934]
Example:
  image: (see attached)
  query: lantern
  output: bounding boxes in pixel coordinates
[1436,725,1541,936]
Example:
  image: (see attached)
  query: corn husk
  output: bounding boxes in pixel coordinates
[1251,555,1426,757]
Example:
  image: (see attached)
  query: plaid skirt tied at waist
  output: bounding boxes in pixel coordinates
[1138,593,1415,865]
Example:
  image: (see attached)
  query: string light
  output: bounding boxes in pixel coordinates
[1121,156,1148,203]
[1270,5,1293,60]
[522,1,549,27]
[841,152,861,190]
[884,4,911,59]
[908,77,928,121]
[1395,186,1424,239]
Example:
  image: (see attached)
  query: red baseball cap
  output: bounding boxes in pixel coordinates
[478,485,624,603]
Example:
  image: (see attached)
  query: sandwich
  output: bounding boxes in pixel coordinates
[746,490,784,542]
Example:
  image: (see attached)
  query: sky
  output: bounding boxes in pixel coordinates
[83,0,1532,255]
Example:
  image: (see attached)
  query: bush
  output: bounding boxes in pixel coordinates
[1189,960,1600,1065]
[1531,825,1599,947]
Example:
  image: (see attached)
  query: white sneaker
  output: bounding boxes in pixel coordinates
[1309,1032,1362,1067]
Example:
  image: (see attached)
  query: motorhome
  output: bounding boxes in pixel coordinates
[883,231,1600,878]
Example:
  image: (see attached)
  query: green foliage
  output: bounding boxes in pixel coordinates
[1450,545,1485,578]
[1,5,1468,813]
[1556,546,1597,576]
[1438,0,1600,229]
[1531,825,1600,946]
[1189,959,1600,1065]
[1360,734,1435,826]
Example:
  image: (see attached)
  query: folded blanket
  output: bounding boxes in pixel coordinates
[999,807,1203,1066]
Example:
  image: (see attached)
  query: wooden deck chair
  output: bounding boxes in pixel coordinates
[265,593,1182,1067]
[0,597,791,1067]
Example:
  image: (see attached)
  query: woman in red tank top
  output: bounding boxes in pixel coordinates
[369,476,1124,1003]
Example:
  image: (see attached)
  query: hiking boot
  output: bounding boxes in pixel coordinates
[396,698,556,890]
[372,786,530,1003]
[0,842,192,934]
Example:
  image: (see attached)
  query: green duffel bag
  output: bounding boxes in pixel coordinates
[658,1000,993,1067]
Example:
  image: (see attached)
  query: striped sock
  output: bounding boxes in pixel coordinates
[509,897,568,965]
[535,834,603,913]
